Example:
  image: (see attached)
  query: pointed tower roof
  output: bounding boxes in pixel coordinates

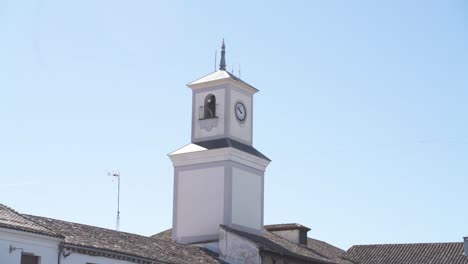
[219,39,227,71]
[187,70,258,93]
[187,40,258,93]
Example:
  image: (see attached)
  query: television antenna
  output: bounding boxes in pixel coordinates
[214,50,217,72]
[108,169,121,231]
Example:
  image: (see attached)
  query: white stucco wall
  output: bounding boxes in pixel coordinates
[0,228,60,264]
[229,88,252,144]
[232,167,262,230]
[219,228,260,264]
[0,228,141,264]
[271,230,301,244]
[61,252,137,264]
[176,166,225,239]
[193,88,225,141]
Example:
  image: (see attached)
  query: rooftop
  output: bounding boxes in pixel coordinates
[152,227,350,264]
[0,204,61,238]
[25,214,224,264]
[342,242,468,264]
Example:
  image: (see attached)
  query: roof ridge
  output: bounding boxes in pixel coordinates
[307,237,346,252]
[349,242,464,247]
[0,203,25,216]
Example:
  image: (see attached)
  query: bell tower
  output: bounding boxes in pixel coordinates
[189,40,256,146]
[169,41,270,244]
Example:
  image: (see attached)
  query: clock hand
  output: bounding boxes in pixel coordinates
[236,105,242,114]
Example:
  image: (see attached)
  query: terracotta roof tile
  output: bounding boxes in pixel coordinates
[342,243,468,264]
[152,227,351,264]
[25,215,225,264]
[0,204,61,238]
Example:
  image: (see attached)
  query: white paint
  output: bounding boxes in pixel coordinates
[0,228,60,264]
[172,69,269,244]
[170,143,207,155]
[189,71,258,145]
[193,88,225,141]
[62,252,136,264]
[188,70,232,86]
[0,228,140,264]
[219,228,261,264]
[271,230,301,244]
[229,87,253,144]
[170,145,270,243]
[175,167,225,239]
[232,167,262,230]
[169,147,270,172]
[188,70,259,94]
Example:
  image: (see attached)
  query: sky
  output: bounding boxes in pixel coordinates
[0,0,467,250]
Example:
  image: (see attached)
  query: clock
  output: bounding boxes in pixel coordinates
[234,102,247,121]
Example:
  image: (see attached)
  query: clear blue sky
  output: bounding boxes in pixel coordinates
[1,0,467,250]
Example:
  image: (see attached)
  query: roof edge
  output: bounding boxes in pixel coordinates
[0,204,63,239]
[63,243,165,264]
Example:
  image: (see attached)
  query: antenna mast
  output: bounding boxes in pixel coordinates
[214,50,217,72]
[109,169,121,231]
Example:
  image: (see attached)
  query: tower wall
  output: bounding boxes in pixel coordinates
[171,154,268,244]
[173,165,225,243]
[231,165,263,231]
[228,87,253,145]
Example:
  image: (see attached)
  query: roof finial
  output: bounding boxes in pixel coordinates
[219,39,226,71]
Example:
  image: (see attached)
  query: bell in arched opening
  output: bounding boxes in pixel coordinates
[204,94,216,119]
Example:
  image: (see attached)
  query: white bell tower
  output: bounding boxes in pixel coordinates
[189,41,256,145]
[169,41,270,244]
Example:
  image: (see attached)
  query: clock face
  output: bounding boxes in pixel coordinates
[234,102,247,122]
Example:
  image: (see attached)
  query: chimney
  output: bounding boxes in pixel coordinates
[464,237,468,256]
[265,223,311,246]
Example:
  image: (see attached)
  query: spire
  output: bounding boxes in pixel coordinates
[219,39,226,71]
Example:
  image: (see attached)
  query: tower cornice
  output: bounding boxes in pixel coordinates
[187,70,258,94]
[169,145,270,171]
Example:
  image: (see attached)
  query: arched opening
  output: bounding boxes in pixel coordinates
[204,94,216,119]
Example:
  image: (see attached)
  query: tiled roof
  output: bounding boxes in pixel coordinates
[0,204,61,238]
[25,215,225,264]
[342,242,468,264]
[221,225,334,264]
[265,222,350,263]
[152,227,350,264]
[151,228,172,240]
[307,238,354,264]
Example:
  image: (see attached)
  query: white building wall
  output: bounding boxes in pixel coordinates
[62,252,136,264]
[0,228,60,264]
[219,228,261,264]
[231,167,262,230]
[229,88,252,144]
[175,166,225,239]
